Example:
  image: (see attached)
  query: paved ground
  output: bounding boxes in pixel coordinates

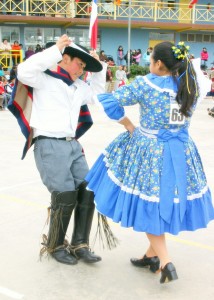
[0,97,214,300]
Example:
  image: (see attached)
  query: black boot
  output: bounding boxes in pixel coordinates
[43,191,78,265]
[70,181,101,263]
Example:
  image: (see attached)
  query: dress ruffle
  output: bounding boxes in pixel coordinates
[98,93,124,120]
[86,156,213,235]
[86,72,214,235]
[86,128,214,235]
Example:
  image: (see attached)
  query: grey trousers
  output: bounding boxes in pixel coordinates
[34,138,89,193]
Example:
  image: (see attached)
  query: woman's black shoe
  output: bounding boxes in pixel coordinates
[130,255,160,273]
[160,262,178,284]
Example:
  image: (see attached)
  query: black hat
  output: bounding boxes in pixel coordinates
[63,43,103,72]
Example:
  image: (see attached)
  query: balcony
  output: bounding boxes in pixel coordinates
[0,0,213,31]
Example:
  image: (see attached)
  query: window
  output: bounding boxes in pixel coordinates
[196,34,202,42]
[24,28,43,49]
[66,28,101,51]
[44,28,61,44]
[188,34,195,42]
[24,28,61,50]
[180,34,187,41]
[180,33,213,43]
[149,32,174,41]
[1,27,20,43]
[203,35,210,42]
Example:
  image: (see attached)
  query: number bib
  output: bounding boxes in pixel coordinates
[169,102,185,124]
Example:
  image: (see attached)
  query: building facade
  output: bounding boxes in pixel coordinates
[0,0,214,68]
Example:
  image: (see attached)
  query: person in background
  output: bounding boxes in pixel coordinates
[103,0,114,18]
[35,44,43,53]
[3,75,13,94]
[85,41,213,284]
[131,49,137,64]
[117,45,125,66]
[189,53,195,60]
[124,50,134,66]
[25,46,35,59]
[19,43,25,62]
[9,64,17,82]
[9,34,107,266]
[200,47,209,69]
[11,41,21,66]
[2,75,13,109]
[99,50,108,62]
[143,47,153,67]
[105,66,113,92]
[0,76,6,110]
[132,49,142,65]
[122,65,130,82]
[0,39,12,71]
[0,64,5,77]
[0,76,11,110]
[115,64,127,89]
[106,55,115,66]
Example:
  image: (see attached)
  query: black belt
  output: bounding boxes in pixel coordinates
[35,135,74,141]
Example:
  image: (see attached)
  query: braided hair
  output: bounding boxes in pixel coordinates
[152,41,198,117]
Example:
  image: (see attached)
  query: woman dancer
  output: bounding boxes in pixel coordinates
[85,41,214,283]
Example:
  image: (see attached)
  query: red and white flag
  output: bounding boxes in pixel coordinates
[89,0,98,50]
[189,0,198,9]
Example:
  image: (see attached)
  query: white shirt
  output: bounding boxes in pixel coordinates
[17,45,107,138]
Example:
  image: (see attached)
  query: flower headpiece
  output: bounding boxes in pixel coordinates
[172,41,190,60]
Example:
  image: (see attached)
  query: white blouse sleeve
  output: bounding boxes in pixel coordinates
[191,58,211,104]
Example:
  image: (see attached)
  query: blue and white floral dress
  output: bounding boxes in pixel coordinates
[86,71,214,236]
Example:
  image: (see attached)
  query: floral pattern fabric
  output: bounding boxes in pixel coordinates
[86,74,214,235]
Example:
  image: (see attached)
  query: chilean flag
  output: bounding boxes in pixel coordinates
[89,0,98,50]
[189,0,198,8]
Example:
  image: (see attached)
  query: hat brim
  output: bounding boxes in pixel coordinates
[63,46,103,72]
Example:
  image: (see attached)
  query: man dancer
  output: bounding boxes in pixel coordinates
[10,34,106,265]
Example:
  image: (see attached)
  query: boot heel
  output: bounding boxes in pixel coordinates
[160,262,178,284]
[167,270,178,281]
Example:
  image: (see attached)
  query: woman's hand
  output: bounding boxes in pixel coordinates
[119,116,135,134]
[126,124,136,134]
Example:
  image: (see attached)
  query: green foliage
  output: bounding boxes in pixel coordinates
[109,66,117,79]
[130,65,150,77]
[110,65,150,80]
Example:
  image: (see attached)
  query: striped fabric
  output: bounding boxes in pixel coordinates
[89,0,98,49]
[189,0,198,8]
[8,67,93,159]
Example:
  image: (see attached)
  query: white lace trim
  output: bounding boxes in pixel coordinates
[102,157,209,203]
[143,76,177,97]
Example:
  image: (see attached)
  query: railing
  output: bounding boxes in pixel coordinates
[0,0,213,24]
[0,50,23,70]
